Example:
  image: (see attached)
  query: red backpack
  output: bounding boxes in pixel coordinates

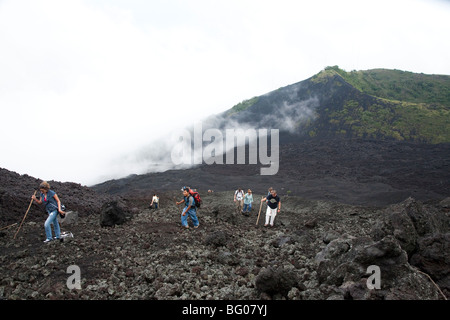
[189,189,202,208]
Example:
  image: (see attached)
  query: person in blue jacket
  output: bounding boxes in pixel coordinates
[31,181,65,242]
[175,187,199,229]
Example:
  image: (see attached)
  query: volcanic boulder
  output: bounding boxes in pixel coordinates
[58,210,79,226]
[255,266,298,297]
[205,230,229,247]
[371,197,449,296]
[372,199,418,256]
[315,235,441,299]
[439,197,450,209]
[410,232,450,297]
[99,201,127,227]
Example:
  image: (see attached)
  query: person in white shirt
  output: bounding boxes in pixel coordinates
[150,194,159,209]
[234,188,244,214]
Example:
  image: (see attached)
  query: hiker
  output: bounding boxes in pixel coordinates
[266,187,273,202]
[175,187,199,229]
[264,187,273,206]
[261,189,281,227]
[242,189,253,216]
[150,194,159,209]
[234,188,244,214]
[31,181,65,243]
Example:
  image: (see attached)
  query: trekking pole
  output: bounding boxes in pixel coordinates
[0,223,17,231]
[14,190,37,239]
[174,197,181,212]
[256,197,264,226]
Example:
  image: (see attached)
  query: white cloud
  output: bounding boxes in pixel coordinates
[0,0,449,185]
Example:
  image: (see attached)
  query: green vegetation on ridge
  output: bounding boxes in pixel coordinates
[327,66,450,106]
[328,99,450,143]
[314,66,450,143]
[226,96,259,117]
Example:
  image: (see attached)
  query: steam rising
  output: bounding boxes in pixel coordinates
[113,90,320,180]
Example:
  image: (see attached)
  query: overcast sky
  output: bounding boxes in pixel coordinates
[1,0,449,186]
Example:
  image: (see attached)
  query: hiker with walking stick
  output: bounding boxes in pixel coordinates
[31,181,65,243]
[261,189,281,228]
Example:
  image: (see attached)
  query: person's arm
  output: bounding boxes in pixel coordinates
[53,193,65,215]
[32,193,42,204]
[278,200,281,212]
[261,197,267,202]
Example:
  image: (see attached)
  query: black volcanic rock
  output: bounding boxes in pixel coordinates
[99,201,127,227]
[93,139,450,207]
[372,198,449,255]
[315,235,441,300]
[410,233,450,297]
[0,185,448,300]
[255,266,298,297]
[205,230,228,247]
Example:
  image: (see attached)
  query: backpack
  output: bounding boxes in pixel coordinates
[189,189,202,208]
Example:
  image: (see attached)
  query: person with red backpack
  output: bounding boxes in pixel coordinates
[175,187,200,229]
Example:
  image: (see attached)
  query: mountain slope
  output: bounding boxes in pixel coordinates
[217,66,450,144]
[93,67,450,206]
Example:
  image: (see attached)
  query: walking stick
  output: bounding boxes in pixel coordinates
[14,190,37,239]
[0,223,17,231]
[256,197,264,226]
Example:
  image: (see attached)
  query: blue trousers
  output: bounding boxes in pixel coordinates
[44,210,61,240]
[243,203,252,212]
[181,207,199,227]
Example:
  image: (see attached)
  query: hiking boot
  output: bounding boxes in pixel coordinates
[43,238,52,243]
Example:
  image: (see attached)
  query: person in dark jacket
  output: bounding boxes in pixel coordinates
[261,189,281,227]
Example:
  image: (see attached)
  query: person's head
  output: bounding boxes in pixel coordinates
[268,187,273,192]
[39,181,50,193]
[271,189,277,196]
[248,189,252,194]
[182,187,190,197]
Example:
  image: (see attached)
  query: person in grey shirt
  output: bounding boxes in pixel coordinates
[176,187,199,229]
